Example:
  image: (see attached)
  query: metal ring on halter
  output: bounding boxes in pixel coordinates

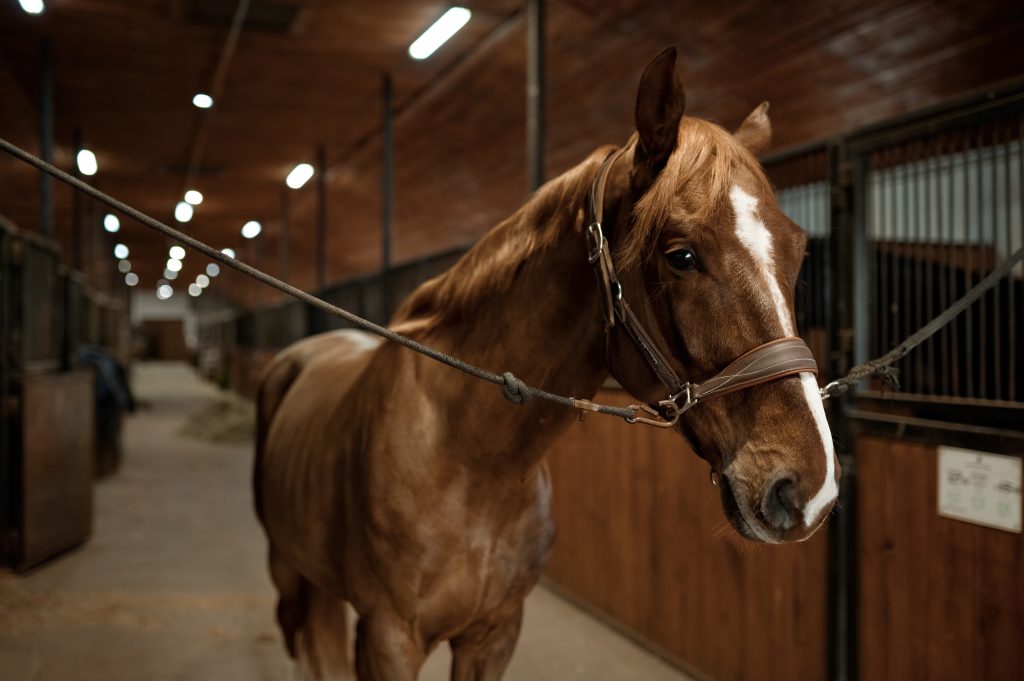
[586,222,605,264]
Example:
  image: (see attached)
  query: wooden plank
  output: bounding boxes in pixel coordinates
[856,435,1024,681]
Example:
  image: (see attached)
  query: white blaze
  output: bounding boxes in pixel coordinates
[729,185,838,526]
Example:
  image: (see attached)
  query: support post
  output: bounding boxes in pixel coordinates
[280,188,290,283]
[39,38,54,238]
[380,73,394,322]
[315,143,327,290]
[526,0,546,192]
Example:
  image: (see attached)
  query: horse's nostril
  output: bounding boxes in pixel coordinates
[764,477,802,531]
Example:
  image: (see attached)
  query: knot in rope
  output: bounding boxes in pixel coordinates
[501,372,531,405]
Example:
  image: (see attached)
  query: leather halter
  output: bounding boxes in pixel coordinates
[585,149,819,428]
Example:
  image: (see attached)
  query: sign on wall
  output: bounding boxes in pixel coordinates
[938,446,1021,533]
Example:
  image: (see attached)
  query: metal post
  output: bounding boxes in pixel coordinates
[526,0,546,192]
[826,142,859,681]
[316,143,327,290]
[381,73,394,321]
[72,128,83,270]
[280,188,290,283]
[39,38,54,238]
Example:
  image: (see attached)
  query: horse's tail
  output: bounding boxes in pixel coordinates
[253,352,303,524]
[294,585,355,680]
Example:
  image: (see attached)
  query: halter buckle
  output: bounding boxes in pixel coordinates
[625,402,681,428]
[586,222,605,264]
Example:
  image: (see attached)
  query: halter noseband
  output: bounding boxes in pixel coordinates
[585,148,819,428]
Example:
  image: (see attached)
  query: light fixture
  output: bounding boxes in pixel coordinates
[241,220,262,239]
[77,149,98,176]
[125,272,139,286]
[166,258,182,272]
[196,274,210,288]
[103,214,120,233]
[220,248,236,259]
[192,93,213,109]
[286,163,315,189]
[164,268,179,280]
[169,245,186,260]
[408,7,471,60]
[118,260,131,273]
[188,283,202,297]
[157,284,174,300]
[18,0,44,14]
[184,190,204,205]
[174,201,193,222]
[206,263,221,277]
[113,243,129,259]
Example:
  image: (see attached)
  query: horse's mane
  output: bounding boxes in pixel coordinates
[392,116,769,330]
[391,146,612,329]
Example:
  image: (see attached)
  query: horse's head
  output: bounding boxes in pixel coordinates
[604,48,839,543]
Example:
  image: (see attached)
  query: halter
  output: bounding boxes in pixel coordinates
[586,148,819,428]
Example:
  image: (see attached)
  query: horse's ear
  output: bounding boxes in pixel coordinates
[634,46,686,178]
[734,101,772,155]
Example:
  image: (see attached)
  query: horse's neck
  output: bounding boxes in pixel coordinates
[408,222,609,472]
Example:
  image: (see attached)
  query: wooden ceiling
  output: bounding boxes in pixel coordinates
[1,0,1022,307]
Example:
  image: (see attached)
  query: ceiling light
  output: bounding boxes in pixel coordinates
[174,201,193,222]
[113,243,129,259]
[188,283,202,297]
[77,149,98,176]
[164,268,178,280]
[184,190,203,205]
[286,163,314,189]
[125,272,139,286]
[18,0,44,14]
[241,220,262,239]
[193,93,213,109]
[118,260,131,273]
[166,258,182,272]
[157,284,174,300]
[206,263,221,277]
[103,214,120,233]
[221,248,236,259]
[196,274,210,288]
[408,7,471,60]
[169,245,186,260]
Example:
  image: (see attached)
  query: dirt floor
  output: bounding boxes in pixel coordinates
[0,362,693,681]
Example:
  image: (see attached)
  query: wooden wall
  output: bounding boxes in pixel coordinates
[857,436,1024,681]
[545,388,829,681]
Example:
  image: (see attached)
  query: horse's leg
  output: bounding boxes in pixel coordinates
[448,604,524,681]
[354,612,424,681]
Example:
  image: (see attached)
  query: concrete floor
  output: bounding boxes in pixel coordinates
[0,362,693,681]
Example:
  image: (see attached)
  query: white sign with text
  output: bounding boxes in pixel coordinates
[938,446,1021,533]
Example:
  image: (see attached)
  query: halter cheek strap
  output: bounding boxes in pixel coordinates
[586,149,818,428]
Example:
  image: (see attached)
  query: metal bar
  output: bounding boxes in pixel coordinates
[72,128,83,271]
[913,140,925,395]
[939,136,950,396]
[949,134,960,395]
[526,0,546,192]
[900,146,912,390]
[280,188,290,283]
[965,131,975,398]
[381,73,394,321]
[993,124,1003,400]
[1011,120,1021,401]
[39,38,53,238]
[924,142,936,394]
[316,143,327,290]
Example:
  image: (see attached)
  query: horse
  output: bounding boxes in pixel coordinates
[254,46,839,680]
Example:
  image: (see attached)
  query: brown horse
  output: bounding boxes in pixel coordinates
[255,47,838,680]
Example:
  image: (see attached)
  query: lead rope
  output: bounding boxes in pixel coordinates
[0,137,638,422]
[3,137,1021,417]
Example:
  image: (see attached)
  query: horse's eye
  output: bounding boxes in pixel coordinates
[665,248,698,272]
